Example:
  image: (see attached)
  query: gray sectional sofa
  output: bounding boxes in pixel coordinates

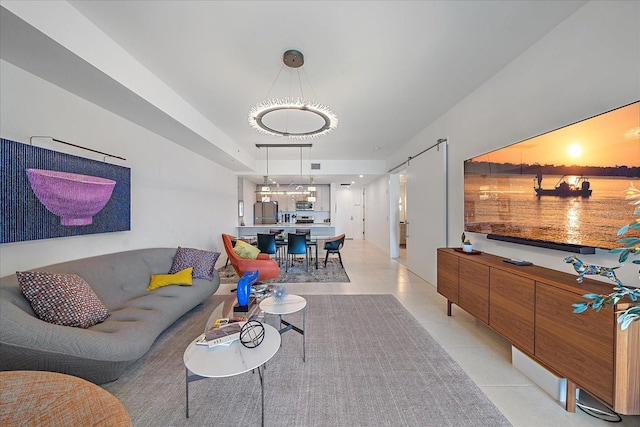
[0,248,219,384]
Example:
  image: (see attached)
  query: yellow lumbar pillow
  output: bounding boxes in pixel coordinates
[233,239,260,259]
[147,267,193,291]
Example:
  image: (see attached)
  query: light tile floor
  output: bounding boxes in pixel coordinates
[219,239,639,426]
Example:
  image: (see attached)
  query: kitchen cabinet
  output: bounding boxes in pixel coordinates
[272,194,295,212]
[436,248,640,415]
[313,185,330,211]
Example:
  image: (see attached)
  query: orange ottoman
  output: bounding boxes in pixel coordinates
[0,371,131,426]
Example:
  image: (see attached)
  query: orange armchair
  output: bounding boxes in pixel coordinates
[221,234,280,281]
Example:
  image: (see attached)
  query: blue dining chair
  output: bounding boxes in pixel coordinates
[323,234,345,268]
[257,232,280,264]
[286,232,309,272]
[295,228,315,263]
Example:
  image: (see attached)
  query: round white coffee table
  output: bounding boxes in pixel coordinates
[259,294,307,362]
[183,323,280,425]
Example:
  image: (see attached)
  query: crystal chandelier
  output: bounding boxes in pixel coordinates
[248,50,338,139]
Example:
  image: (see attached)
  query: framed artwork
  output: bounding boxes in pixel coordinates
[1,138,131,243]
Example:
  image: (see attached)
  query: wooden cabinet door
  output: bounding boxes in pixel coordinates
[459,258,489,324]
[613,303,640,414]
[535,282,614,406]
[436,250,458,304]
[489,268,535,354]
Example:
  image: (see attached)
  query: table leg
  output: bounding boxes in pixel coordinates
[258,365,265,427]
[185,367,189,418]
[565,379,577,412]
[185,369,209,418]
[315,244,318,269]
[277,315,306,362]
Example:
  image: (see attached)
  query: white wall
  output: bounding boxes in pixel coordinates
[384,1,640,286]
[363,176,390,254]
[0,60,237,277]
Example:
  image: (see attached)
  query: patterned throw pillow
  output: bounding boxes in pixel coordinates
[168,247,220,280]
[233,239,260,259]
[16,271,109,328]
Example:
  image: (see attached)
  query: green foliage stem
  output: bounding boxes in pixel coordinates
[573,183,640,330]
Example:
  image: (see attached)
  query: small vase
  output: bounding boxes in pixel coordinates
[237,270,259,307]
[237,277,251,306]
[463,244,473,253]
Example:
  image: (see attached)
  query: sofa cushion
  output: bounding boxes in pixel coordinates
[147,267,193,291]
[16,271,109,328]
[168,247,220,280]
[233,240,260,259]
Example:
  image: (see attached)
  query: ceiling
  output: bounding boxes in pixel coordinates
[1,1,587,187]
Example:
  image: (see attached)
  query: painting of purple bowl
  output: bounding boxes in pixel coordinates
[26,168,116,226]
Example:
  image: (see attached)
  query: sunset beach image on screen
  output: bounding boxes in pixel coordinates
[463,101,639,250]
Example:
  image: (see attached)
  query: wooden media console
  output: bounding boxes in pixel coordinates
[437,248,639,415]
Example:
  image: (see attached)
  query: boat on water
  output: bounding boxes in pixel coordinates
[534,175,592,197]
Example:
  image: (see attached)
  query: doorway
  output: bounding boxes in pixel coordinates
[335,186,363,240]
[398,173,407,262]
[388,172,406,262]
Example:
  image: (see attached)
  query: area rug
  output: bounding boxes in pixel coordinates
[103,294,511,427]
[217,257,350,284]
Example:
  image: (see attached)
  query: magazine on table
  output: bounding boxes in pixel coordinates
[196,322,244,347]
[211,316,247,329]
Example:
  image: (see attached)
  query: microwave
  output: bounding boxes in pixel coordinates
[296,201,314,211]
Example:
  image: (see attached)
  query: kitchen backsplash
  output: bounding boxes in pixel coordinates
[279,210,330,223]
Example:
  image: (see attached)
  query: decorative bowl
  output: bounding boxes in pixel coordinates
[26,168,116,226]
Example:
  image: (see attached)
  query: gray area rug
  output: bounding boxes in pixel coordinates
[218,258,350,284]
[103,294,511,426]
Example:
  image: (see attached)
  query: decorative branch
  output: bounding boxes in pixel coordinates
[572,183,640,330]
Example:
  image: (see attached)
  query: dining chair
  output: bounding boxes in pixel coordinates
[323,234,345,268]
[286,232,309,272]
[269,229,286,258]
[269,229,285,236]
[295,228,315,262]
[257,233,280,265]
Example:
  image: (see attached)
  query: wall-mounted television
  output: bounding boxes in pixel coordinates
[464,101,640,253]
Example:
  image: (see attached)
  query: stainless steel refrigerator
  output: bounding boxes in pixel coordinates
[254,201,278,224]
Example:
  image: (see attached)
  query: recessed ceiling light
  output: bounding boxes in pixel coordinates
[359,174,363,178]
